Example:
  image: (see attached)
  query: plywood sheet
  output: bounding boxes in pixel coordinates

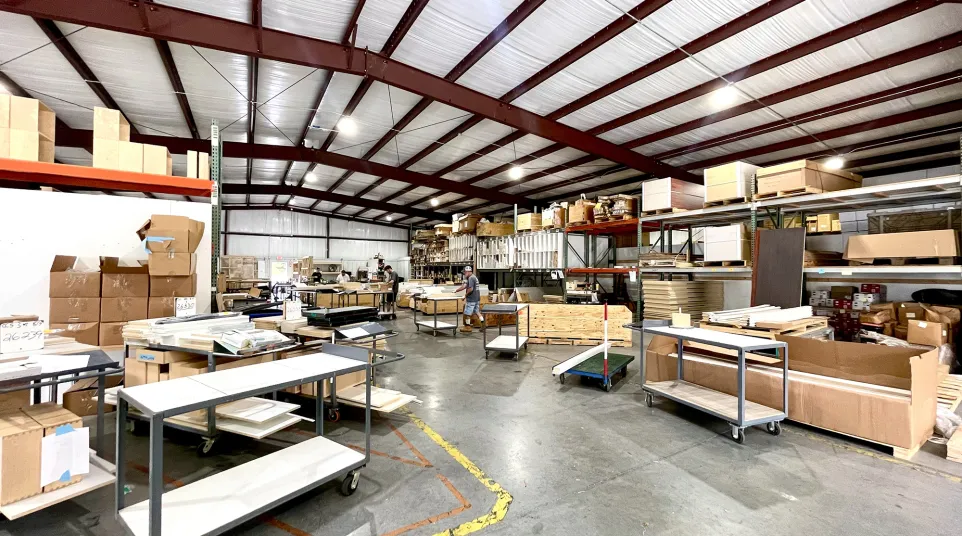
[752,228,805,309]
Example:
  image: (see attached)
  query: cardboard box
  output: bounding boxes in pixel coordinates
[93,107,130,141]
[148,252,197,276]
[703,224,749,262]
[143,144,172,175]
[9,96,55,140]
[100,297,148,322]
[816,213,839,233]
[50,256,101,298]
[62,376,122,417]
[859,309,892,324]
[99,322,126,346]
[186,150,211,180]
[124,358,147,387]
[805,215,818,234]
[49,298,100,323]
[133,348,194,365]
[149,274,197,297]
[908,319,947,347]
[830,286,857,300]
[755,160,861,197]
[51,322,99,346]
[101,272,149,298]
[0,94,8,129]
[895,325,908,340]
[703,161,758,203]
[645,334,937,449]
[831,219,841,232]
[641,178,704,212]
[0,410,42,505]
[146,363,169,384]
[568,200,594,224]
[897,302,925,326]
[3,128,54,162]
[148,297,176,318]
[138,215,206,254]
[117,141,144,172]
[93,137,119,170]
[168,354,271,380]
[516,213,542,231]
[21,404,83,492]
[844,230,960,263]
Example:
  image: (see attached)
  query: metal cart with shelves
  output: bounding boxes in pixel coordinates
[481,303,529,360]
[641,326,787,444]
[413,295,461,336]
[115,343,373,536]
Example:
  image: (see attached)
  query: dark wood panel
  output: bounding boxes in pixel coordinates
[752,228,806,308]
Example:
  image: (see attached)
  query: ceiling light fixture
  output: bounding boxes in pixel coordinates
[712,84,738,107]
[336,116,358,136]
[824,157,845,170]
[305,171,317,183]
[430,198,439,207]
[508,166,524,180]
[386,216,393,221]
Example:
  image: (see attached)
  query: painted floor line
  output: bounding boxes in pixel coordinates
[381,474,473,536]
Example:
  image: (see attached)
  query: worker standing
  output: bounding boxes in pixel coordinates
[455,266,483,333]
[383,265,399,304]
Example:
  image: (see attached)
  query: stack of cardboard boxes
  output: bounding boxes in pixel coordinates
[0,95,55,162]
[139,215,205,317]
[99,257,149,346]
[48,256,102,346]
[124,348,271,389]
[92,107,172,175]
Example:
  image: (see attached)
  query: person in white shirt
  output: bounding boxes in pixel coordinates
[336,270,351,284]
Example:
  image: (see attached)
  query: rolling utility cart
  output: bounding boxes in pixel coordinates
[641,326,787,444]
[481,303,529,360]
[116,343,375,536]
[371,290,397,320]
[413,295,461,336]
[552,345,634,392]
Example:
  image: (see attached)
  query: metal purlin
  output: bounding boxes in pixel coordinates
[210,120,223,311]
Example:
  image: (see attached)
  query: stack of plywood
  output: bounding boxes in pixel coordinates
[92,107,172,174]
[0,95,55,162]
[642,178,703,213]
[527,304,632,347]
[642,280,723,320]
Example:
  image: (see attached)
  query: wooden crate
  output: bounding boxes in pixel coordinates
[477,222,515,236]
[527,304,632,344]
[517,213,542,232]
[756,160,861,198]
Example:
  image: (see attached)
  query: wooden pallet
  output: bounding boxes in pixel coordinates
[697,260,749,267]
[594,213,635,222]
[640,207,689,216]
[752,186,823,200]
[850,256,959,266]
[515,227,544,233]
[938,374,962,413]
[703,196,748,208]
[529,337,631,348]
[701,317,829,339]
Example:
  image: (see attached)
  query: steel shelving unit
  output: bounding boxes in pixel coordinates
[564,218,647,319]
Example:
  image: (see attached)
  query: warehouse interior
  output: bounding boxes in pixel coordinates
[0,0,961,534]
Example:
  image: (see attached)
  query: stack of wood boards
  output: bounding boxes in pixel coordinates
[527,304,632,347]
[642,281,723,320]
[949,432,962,464]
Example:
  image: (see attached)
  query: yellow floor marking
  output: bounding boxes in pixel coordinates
[405,411,513,536]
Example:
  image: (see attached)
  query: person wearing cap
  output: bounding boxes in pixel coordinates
[455,266,483,333]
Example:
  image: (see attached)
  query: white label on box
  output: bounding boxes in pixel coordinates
[907,313,916,319]
[40,426,90,487]
[284,300,302,321]
[0,320,45,354]
[917,321,927,328]
[175,297,196,318]
[629,270,637,282]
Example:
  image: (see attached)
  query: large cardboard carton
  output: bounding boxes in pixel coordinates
[49,298,100,323]
[145,363,169,384]
[756,160,861,196]
[100,297,148,322]
[907,319,947,347]
[704,161,758,203]
[138,215,205,254]
[93,107,130,141]
[124,358,147,387]
[4,128,54,162]
[516,213,542,232]
[0,410,42,505]
[51,322,99,345]
[99,322,126,346]
[93,137,120,170]
[703,224,750,262]
[897,302,926,326]
[148,253,197,276]
[142,144,172,176]
[148,297,176,318]
[646,335,937,449]
[9,96,55,140]
[844,230,959,263]
[149,274,197,297]
[816,213,839,233]
[62,376,122,417]
[186,150,210,180]
[133,348,194,365]
[641,178,704,212]
[100,257,149,298]
[21,404,83,492]
[49,256,101,298]
[118,141,144,173]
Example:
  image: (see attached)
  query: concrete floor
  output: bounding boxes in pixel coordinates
[3,309,962,536]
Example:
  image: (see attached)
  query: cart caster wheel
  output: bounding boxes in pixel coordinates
[328,409,341,422]
[197,438,216,456]
[604,382,611,392]
[560,374,565,385]
[339,470,360,496]
[766,421,782,436]
[731,426,745,444]
[644,393,653,407]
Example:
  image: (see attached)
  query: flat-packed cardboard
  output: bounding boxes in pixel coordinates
[50,256,101,298]
[5,128,54,162]
[148,252,197,276]
[133,348,194,365]
[51,322,99,345]
[100,262,149,298]
[897,302,925,326]
[703,224,750,262]
[49,298,100,323]
[149,274,197,297]
[93,107,130,141]
[907,319,947,347]
[646,334,937,449]
[148,297,176,318]
[703,161,758,203]
[124,358,147,387]
[138,215,206,254]
[100,297,147,322]
[21,404,83,492]
[0,410,42,505]
[756,160,861,196]
[118,141,144,173]
[62,376,122,417]
[9,96,55,140]
[844,230,960,263]
[641,177,704,212]
[143,144,172,175]
[98,322,126,346]
[169,354,271,380]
